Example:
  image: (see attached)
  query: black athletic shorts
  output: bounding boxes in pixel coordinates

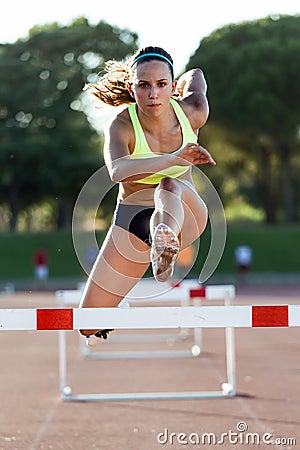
[113,203,155,246]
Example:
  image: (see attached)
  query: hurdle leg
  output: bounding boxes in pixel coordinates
[192,298,202,355]
[222,293,236,395]
[58,329,71,398]
[223,327,236,395]
[178,286,191,340]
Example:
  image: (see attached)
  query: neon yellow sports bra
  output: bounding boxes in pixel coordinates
[128,98,198,184]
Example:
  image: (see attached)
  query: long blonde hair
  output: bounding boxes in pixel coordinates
[85,46,174,107]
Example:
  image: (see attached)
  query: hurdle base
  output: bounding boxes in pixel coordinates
[82,347,201,360]
[61,386,236,402]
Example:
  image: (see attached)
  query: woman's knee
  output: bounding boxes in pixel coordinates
[158,177,181,195]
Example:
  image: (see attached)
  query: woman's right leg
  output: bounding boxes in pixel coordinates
[151,177,184,235]
[79,224,150,336]
[149,177,207,281]
[149,177,186,281]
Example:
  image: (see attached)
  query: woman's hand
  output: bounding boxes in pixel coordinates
[175,143,216,166]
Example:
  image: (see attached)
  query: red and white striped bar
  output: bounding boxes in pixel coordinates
[189,285,235,300]
[56,283,236,306]
[0,305,300,331]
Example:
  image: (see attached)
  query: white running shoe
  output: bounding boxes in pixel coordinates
[151,223,180,282]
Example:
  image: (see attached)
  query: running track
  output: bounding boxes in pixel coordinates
[0,286,299,450]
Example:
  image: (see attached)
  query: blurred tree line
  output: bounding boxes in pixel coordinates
[0,18,138,231]
[0,15,299,231]
[188,15,300,223]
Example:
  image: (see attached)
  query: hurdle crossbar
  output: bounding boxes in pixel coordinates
[55,283,236,305]
[0,305,299,330]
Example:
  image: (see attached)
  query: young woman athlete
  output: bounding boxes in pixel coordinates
[79,46,216,346]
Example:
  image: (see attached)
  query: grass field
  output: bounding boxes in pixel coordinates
[0,224,299,285]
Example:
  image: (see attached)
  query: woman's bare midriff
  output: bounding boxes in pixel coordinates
[118,169,194,206]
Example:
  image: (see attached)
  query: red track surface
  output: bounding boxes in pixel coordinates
[0,287,299,450]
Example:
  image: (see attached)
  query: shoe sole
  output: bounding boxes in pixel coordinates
[151,223,180,282]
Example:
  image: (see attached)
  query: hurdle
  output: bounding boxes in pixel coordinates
[56,282,235,360]
[56,283,236,401]
[1,303,299,402]
[56,279,200,352]
[2,304,298,330]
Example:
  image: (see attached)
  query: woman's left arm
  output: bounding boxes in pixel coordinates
[175,68,209,130]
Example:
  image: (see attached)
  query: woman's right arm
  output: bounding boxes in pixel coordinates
[104,117,177,182]
[104,115,215,183]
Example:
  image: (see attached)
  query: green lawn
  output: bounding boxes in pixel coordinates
[0,230,83,280]
[198,224,300,273]
[0,225,299,282]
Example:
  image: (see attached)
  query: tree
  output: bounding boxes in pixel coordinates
[187,15,300,223]
[0,19,138,230]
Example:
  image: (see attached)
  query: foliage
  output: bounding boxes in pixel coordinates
[188,15,300,223]
[0,19,138,230]
[1,14,300,231]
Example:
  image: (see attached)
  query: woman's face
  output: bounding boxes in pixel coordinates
[128,60,176,115]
